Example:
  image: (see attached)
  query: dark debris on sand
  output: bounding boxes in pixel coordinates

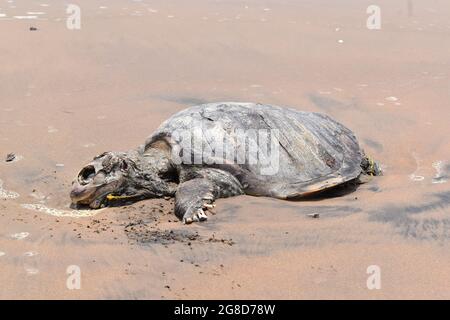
[5,153,15,162]
[125,225,200,245]
[79,199,236,247]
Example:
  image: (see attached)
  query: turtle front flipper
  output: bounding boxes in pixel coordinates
[174,168,244,224]
[175,178,216,224]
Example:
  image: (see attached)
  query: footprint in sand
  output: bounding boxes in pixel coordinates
[409,174,425,181]
[82,143,96,148]
[0,179,20,199]
[14,16,38,20]
[24,251,39,257]
[385,96,399,102]
[10,232,30,240]
[25,267,39,275]
[29,190,49,203]
[409,153,425,182]
[432,160,449,184]
[47,126,58,133]
[21,203,100,218]
[26,12,46,15]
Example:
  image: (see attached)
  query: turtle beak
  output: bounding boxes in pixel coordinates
[70,165,122,209]
[70,180,96,205]
[70,181,111,209]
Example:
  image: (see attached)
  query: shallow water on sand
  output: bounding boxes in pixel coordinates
[0,0,449,299]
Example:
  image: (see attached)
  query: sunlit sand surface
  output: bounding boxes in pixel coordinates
[0,0,449,299]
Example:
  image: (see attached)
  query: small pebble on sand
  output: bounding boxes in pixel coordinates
[5,153,15,162]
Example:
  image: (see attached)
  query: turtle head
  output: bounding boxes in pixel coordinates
[70,149,176,209]
[70,151,136,209]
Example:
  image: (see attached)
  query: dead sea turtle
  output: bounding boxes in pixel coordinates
[71,102,380,224]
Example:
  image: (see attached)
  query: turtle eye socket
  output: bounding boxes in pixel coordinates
[120,160,128,172]
[78,166,96,184]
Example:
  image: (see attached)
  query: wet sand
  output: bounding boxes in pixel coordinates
[1,0,450,299]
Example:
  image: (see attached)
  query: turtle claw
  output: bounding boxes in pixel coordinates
[203,203,215,209]
[183,208,208,224]
[203,193,214,201]
[183,217,193,224]
[175,179,217,224]
[196,208,208,221]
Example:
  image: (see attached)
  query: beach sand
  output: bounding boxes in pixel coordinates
[0,0,449,299]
